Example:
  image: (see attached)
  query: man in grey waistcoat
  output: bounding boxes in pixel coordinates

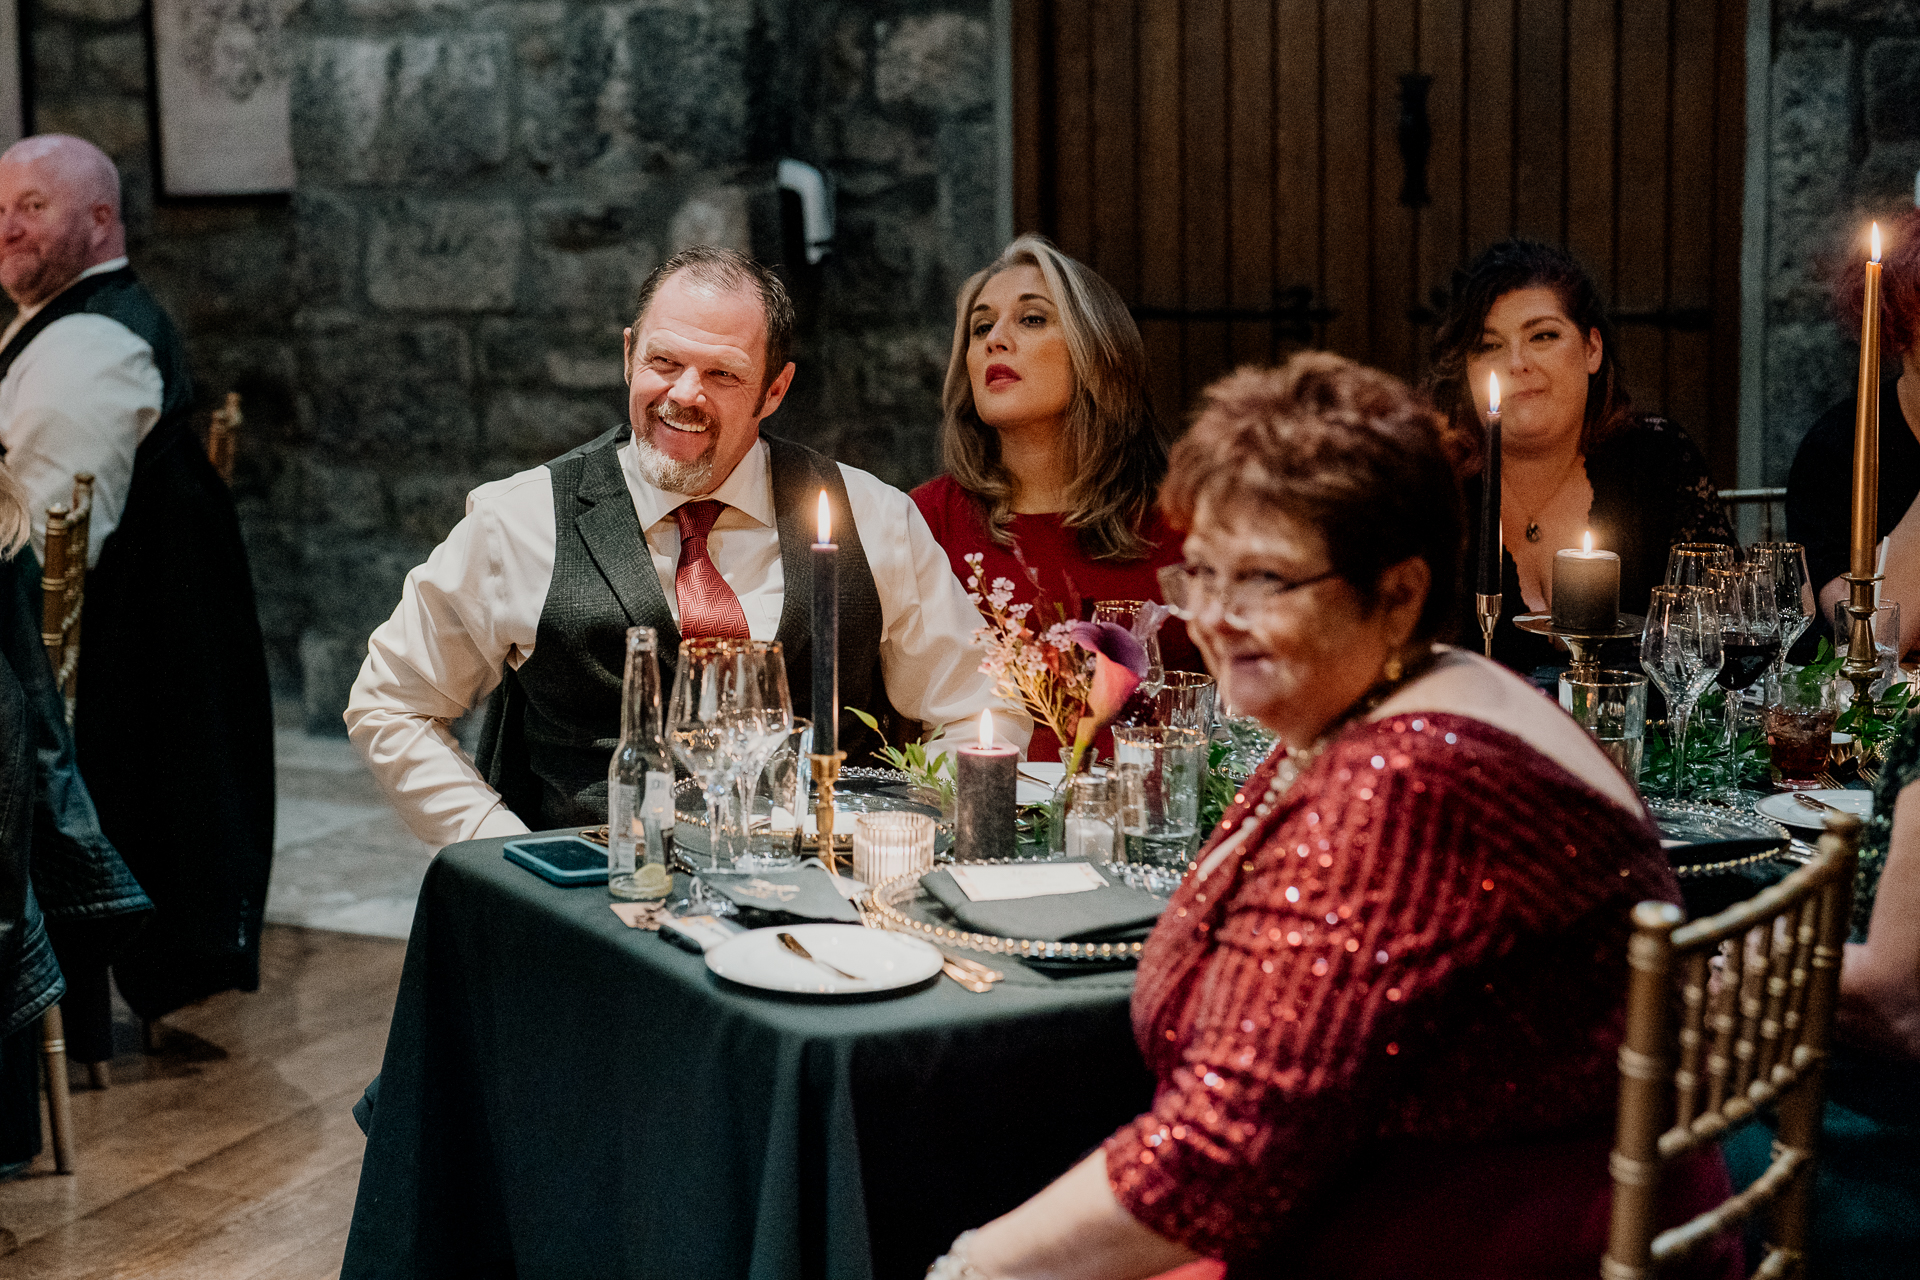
[348,247,1027,849]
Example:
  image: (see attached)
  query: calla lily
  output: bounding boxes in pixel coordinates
[1065,620,1148,775]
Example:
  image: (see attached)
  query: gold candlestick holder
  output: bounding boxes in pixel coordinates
[810,750,847,874]
[1839,572,1884,711]
[1475,592,1501,659]
[1514,612,1646,683]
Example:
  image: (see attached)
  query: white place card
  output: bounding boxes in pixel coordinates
[949,862,1108,902]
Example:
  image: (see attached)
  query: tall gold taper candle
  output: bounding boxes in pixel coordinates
[1850,223,1883,580]
[1843,222,1885,711]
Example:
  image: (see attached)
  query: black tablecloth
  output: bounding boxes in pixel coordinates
[340,835,1151,1280]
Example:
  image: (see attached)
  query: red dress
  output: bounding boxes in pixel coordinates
[1105,713,1742,1279]
[910,474,1202,762]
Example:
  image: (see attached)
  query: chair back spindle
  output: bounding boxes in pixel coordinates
[1603,813,1859,1279]
[38,473,92,724]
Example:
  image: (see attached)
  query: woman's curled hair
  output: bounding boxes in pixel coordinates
[1161,352,1464,643]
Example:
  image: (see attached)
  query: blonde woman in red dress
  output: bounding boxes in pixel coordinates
[925,354,1740,1280]
[912,236,1198,762]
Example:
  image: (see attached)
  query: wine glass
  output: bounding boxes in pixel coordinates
[1092,599,1166,728]
[668,638,755,874]
[1749,541,1814,679]
[1664,543,1736,589]
[1706,564,1781,788]
[728,641,795,870]
[1641,585,1724,797]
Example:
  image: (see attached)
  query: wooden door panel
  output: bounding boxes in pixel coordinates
[1012,0,1746,480]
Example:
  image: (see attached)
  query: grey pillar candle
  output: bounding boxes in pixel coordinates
[1550,534,1620,633]
[956,709,1018,861]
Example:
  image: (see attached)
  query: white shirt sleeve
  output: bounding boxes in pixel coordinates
[0,314,163,567]
[841,464,1034,752]
[344,466,558,851]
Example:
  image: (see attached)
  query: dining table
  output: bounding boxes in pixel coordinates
[339,833,1154,1280]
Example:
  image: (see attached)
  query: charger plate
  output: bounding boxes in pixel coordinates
[868,858,1154,964]
[1647,800,1790,878]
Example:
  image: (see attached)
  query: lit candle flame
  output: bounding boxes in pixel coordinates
[1583,529,1593,554]
[1488,372,1501,415]
[1872,222,1882,264]
[816,490,831,543]
[979,707,993,748]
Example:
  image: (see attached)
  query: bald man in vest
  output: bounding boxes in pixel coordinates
[0,135,274,1055]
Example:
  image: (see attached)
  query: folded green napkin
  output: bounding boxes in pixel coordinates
[700,867,862,924]
[920,862,1166,943]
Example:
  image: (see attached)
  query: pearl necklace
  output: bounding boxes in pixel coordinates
[1257,647,1439,806]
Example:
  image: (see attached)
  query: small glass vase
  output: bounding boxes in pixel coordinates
[1045,746,1097,855]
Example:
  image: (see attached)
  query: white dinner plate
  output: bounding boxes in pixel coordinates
[1753,789,1873,833]
[704,924,944,996]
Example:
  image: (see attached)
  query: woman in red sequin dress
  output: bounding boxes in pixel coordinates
[911,236,1199,763]
[926,355,1741,1280]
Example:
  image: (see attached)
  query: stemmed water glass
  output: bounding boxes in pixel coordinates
[1706,564,1781,789]
[728,641,795,870]
[1749,541,1815,682]
[667,639,788,875]
[1641,585,1724,797]
[1665,543,1736,590]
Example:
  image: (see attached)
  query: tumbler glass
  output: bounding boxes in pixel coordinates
[1831,601,1902,700]
[1112,725,1207,868]
[1559,670,1648,786]
[1764,674,1841,791]
[1154,671,1218,733]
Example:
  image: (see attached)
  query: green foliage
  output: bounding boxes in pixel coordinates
[1638,697,1768,799]
[1199,740,1237,834]
[847,707,956,809]
[1837,681,1916,762]
[1793,637,1842,695]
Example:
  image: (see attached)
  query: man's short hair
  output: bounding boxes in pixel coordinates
[631,247,795,388]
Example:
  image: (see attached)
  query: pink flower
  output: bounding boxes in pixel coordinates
[1065,621,1147,774]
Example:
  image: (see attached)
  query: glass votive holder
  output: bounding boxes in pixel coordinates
[1112,725,1207,866]
[1154,671,1218,732]
[1062,774,1118,863]
[851,812,935,888]
[1558,669,1648,786]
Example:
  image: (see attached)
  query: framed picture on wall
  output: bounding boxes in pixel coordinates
[151,0,295,195]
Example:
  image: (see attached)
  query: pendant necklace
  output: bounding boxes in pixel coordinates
[1505,450,1584,544]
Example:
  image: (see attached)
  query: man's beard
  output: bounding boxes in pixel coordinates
[632,400,719,495]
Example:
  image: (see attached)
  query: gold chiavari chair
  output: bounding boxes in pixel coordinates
[34,472,95,1173]
[39,472,90,726]
[1603,813,1860,1280]
[207,391,242,484]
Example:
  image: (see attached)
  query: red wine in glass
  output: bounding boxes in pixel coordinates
[1717,635,1781,690]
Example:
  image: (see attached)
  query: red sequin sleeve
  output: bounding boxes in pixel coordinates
[1101,726,1639,1262]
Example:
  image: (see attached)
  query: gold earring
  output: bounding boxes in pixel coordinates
[1383,652,1404,683]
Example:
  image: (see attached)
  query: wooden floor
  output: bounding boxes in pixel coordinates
[0,926,405,1279]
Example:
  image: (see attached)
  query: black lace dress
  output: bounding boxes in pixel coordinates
[1460,415,1734,678]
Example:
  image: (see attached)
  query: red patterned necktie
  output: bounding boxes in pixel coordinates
[673,500,751,640]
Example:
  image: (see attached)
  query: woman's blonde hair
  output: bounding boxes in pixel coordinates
[0,463,30,559]
[940,235,1169,562]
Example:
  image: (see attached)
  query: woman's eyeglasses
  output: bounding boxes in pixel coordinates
[1156,563,1338,624]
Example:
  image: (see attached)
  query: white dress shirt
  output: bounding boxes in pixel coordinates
[0,259,162,567]
[347,435,1029,850]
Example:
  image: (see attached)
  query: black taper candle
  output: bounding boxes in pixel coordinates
[1478,386,1502,594]
[812,491,838,756]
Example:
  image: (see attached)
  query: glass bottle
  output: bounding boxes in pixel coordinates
[609,626,675,899]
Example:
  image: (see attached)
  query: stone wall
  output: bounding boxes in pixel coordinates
[1758,0,1920,482]
[19,0,998,731]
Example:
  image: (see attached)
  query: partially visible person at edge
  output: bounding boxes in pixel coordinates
[0,134,272,1068]
[911,235,1200,765]
[0,461,149,1179]
[1427,239,1733,680]
[1787,205,1920,656]
[1723,706,1920,1279]
[922,353,1740,1280]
